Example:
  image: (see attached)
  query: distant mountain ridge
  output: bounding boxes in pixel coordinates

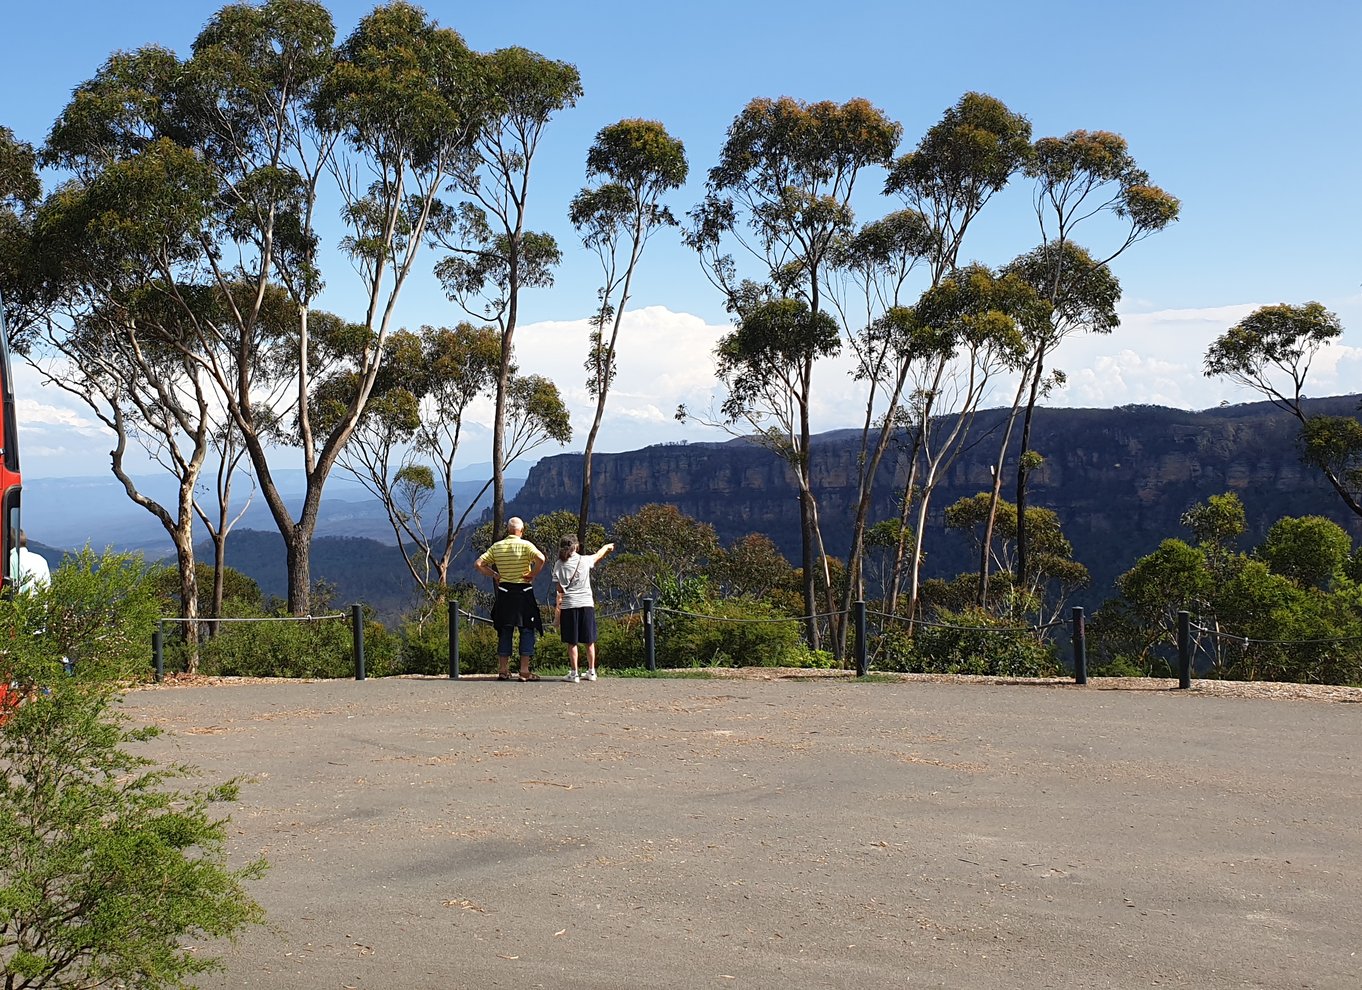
[507,396,1362,606]
[22,464,527,553]
[21,398,1362,614]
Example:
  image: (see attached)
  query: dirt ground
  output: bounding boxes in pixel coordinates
[121,672,1362,990]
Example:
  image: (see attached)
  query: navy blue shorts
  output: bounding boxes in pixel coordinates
[559,606,597,645]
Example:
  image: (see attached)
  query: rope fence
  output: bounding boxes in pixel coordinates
[149,598,1356,690]
[151,606,367,683]
[158,613,348,625]
[1188,620,1362,647]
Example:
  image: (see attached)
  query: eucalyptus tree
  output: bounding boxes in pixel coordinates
[0,126,42,338]
[433,46,582,537]
[196,418,255,625]
[971,241,1119,604]
[880,92,1033,616]
[1010,130,1180,583]
[896,264,1037,620]
[33,81,224,660]
[263,2,486,611]
[822,209,932,641]
[686,96,901,649]
[335,322,568,598]
[943,492,1089,626]
[1205,302,1362,518]
[569,118,687,545]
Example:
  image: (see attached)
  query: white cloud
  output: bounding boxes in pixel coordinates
[511,305,729,451]
[1039,302,1362,411]
[13,299,1361,479]
[16,397,102,434]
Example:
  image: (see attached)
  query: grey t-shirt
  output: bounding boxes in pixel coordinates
[552,553,595,609]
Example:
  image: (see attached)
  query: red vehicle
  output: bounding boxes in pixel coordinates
[0,292,19,591]
[0,292,19,719]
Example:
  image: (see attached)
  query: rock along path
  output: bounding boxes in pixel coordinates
[121,674,1361,990]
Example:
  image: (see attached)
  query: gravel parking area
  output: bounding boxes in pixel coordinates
[122,673,1362,989]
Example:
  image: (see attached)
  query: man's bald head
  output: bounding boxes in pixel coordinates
[507,517,525,535]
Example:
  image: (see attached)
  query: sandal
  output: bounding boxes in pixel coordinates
[518,673,540,682]
[496,673,512,681]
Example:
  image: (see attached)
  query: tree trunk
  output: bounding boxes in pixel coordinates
[175,537,201,674]
[799,488,820,650]
[1014,344,1047,586]
[978,374,1030,606]
[285,530,312,616]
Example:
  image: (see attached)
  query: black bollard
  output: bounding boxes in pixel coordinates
[854,600,868,677]
[1177,610,1191,689]
[1072,606,1087,685]
[643,597,655,672]
[353,603,366,681]
[449,601,460,679]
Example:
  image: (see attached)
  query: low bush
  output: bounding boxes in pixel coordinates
[874,608,1062,677]
[655,596,804,668]
[187,605,400,679]
[1,546,161,687]
[1,559,265,989]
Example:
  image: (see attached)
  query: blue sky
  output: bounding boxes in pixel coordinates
[3,0,1360,479]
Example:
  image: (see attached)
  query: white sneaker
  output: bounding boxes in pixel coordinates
[583,670,597,682]
[563,672,581,683]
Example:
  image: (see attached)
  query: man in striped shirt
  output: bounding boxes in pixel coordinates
[475,517,546,681]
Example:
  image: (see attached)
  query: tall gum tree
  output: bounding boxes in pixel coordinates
[1011,130,1180,585]
[432,45,582,538]
[259,1,483,612]
[881,92,1033,618]
[78,0,484,615]
[569,119,687,546]
[686,95,901,652]
[822,208,932,643]
[973,240,1119,605]
[34,52,226,662]
[896,264,1036,624]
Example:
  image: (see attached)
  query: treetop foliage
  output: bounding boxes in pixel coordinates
[1205,302,1343,386]
[884,91,1032,211]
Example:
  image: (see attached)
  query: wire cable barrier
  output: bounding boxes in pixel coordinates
[1188,620,1362,647]
[866,609,1065,635]
[158,613,348,624]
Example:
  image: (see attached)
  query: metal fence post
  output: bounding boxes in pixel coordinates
[1177,610,1191,689]
[352,603,366,681]
[643,597,655,672]
[1072,606,1087,685]
[449,601,460,679]
[152,622,164,683]
[854,600,868,677]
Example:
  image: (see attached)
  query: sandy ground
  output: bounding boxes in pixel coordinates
[120,673,1362,990]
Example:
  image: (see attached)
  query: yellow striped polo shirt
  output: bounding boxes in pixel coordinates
[478,534,544,582]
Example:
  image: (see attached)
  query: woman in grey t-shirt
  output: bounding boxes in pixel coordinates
[552,535,615,682]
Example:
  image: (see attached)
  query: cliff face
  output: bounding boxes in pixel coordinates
[508,397,1362,603]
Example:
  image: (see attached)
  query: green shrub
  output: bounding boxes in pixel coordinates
[397,607,452,675]
[1089,654,1152,678]
[782,644,839,669]
[187,605,402,679]
[1,688,265,987]
[0,546,161,687]
[874,608,1061,677]
[593,616,644,670]
[655,596,803,668]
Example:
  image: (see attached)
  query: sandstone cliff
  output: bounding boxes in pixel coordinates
[507,397,1362,603]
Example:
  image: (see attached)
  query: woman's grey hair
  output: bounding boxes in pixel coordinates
[558,534,579,562]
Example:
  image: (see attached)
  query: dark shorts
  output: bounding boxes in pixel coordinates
[559,606,597,645]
